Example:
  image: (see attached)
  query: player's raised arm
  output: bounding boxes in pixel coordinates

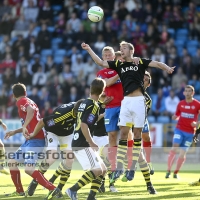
[148,60,175,74]
[81,43,109,68]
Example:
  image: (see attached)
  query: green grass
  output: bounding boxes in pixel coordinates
[0,163,200,200]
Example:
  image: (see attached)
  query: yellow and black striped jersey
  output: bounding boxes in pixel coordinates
[93,100,107,137]
[43,102,76,136]
[72,98,99,150]
[144,92,152,114]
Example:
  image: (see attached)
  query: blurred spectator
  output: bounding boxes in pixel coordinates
[0,45,12,60]
[193,48,200,68]
[66,12,81,32]
[0,35,11,56]
[151,47,166,63]
[0,88,8,114]
[37,23,51,50]
[66,86,80,102]
[188,22,199,40]
[94,34,106,55]
[54,12,66,36]
[39,86,51,109]
[143,3,153,23]
[58,56,71,74]
[17,66,32,86]
[163,4,172,24]
[160,24,169,44]
[62,23,76,49]
[87,23,99,44]
[75,24,88,47]
[71,54,85,79]
[0,0,11,19]
[82,86,90,99]
[152,88,166,119]
[11,2,24,19]
[0,53,16,73]
[110,12,120,32]
[26,36,39,58]
[83,57,97,78]
[134,37,147,57]
[56,88,65,106]
[118,23,131,41]
[12,34,25,57]
[165,89,180,119]
[15,56,31,76]
[32,66,47,88]
[117,1,129,21]
[38,0,53,25]
[172,67,187,91]
[22,0,37,8]
[23,0,39,22]
[0,13,14,35]
[14,45,29,61]
[2,68,16,90]
[31,54,44,73]
[28,87,40,106]
[44,55,57,72]
[79,2,88,20]
[131,2,143,23]
[11,14,29,38]
[188,74,200,94]
[170,5,183,29]
[182,55,195,79]
[70,46,80,65]
[123,14,136,32]
[46,67,57,84]
[144,24,159,48]
[185,2,196,24]
[41,101,53,117]
[87,67,98,86]
[59,64,73,84]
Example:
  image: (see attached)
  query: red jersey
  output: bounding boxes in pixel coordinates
[16,97,45,139]
[175,99,200,134]
[97,68,123,108]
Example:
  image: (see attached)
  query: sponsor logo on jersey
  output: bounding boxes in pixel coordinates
[185,106,190,109]
[49,138,53,143]
[121,66,138,73]
[108,71,114,74]
[20,105,26,112]
[79,103,86,111]
[180,112,194,119]
[87,114,95,123]
[47,119,55,127]
[191,106,195,109]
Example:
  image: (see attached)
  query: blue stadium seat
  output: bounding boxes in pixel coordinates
[47,26,55,32]
[147,116,156,123]
[54,55,64,64]
[181,7,189,13]
[194,95,200,101]
[175,40,185,47]
[54,49,67,56]
[186,40,199,48]
[52,5,62,11]
[157,116,170,123]
[52,38,62,45]
[167,28,175,38]
[177,47,183,56]
[187,46,197,56]
[176,28,188,36]
[41,49,53,56]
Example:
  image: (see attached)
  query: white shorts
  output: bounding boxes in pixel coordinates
[74,147,103,171]
[93,136,109,148]
[46,131,73,151]
[118,96,146,128]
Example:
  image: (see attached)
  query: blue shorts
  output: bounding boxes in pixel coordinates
[173,128,193,151]
[12,139,45,165]
[104,106,120,132]
[142,119,149,133]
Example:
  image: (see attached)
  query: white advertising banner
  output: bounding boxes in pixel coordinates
[149,123,163,147]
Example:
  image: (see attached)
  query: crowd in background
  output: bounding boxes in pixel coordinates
[0,0,200,122]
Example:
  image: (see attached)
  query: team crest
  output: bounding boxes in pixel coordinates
[47,119,55,127]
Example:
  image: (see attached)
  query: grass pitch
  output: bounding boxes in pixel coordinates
[0,163,200,200]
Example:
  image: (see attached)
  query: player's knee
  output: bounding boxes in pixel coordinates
[0,141,4,147]
[134,128,142,139]
[25,168,34,176]
[92,168,103,177]
[120,127,129,139]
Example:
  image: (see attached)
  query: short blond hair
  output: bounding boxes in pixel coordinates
[102,46,115,55]
[120,41,134,51]
[185,85,195,92]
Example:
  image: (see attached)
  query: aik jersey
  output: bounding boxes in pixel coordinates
[107,58,152,96]
[144,92,152,114]
[93,100,107,137]
[72,98,99,150]
[43,102,76,136]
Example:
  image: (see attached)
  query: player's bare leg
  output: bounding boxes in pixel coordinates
[142,132,154,175]
[166,144,179,178]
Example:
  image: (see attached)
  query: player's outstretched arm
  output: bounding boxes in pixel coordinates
[26,119,45,139]
[0,119,7,131]
[105,74,119,87]
[148,60,175,74]
[4,128,22,139]
[81,43,109,68]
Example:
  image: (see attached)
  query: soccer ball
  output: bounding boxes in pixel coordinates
[87,6,104,22]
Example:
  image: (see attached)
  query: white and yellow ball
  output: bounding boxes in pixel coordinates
[88,6,104,22]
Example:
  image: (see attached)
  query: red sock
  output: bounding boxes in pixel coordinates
[167,150,176,172]
[174,157,185,174]
[143,141,152,163]
[127,140,133,169]
[108,146,117,171]
[31,170,55,191]
[10,169,24,193]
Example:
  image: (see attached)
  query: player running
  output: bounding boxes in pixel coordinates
[0,119,9,175]
[25,100,84,197]
[189,125,200,186]
[166,85,200,179]
[4,83,62,199]
[82,40,174,182]
[66,78,107,200]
